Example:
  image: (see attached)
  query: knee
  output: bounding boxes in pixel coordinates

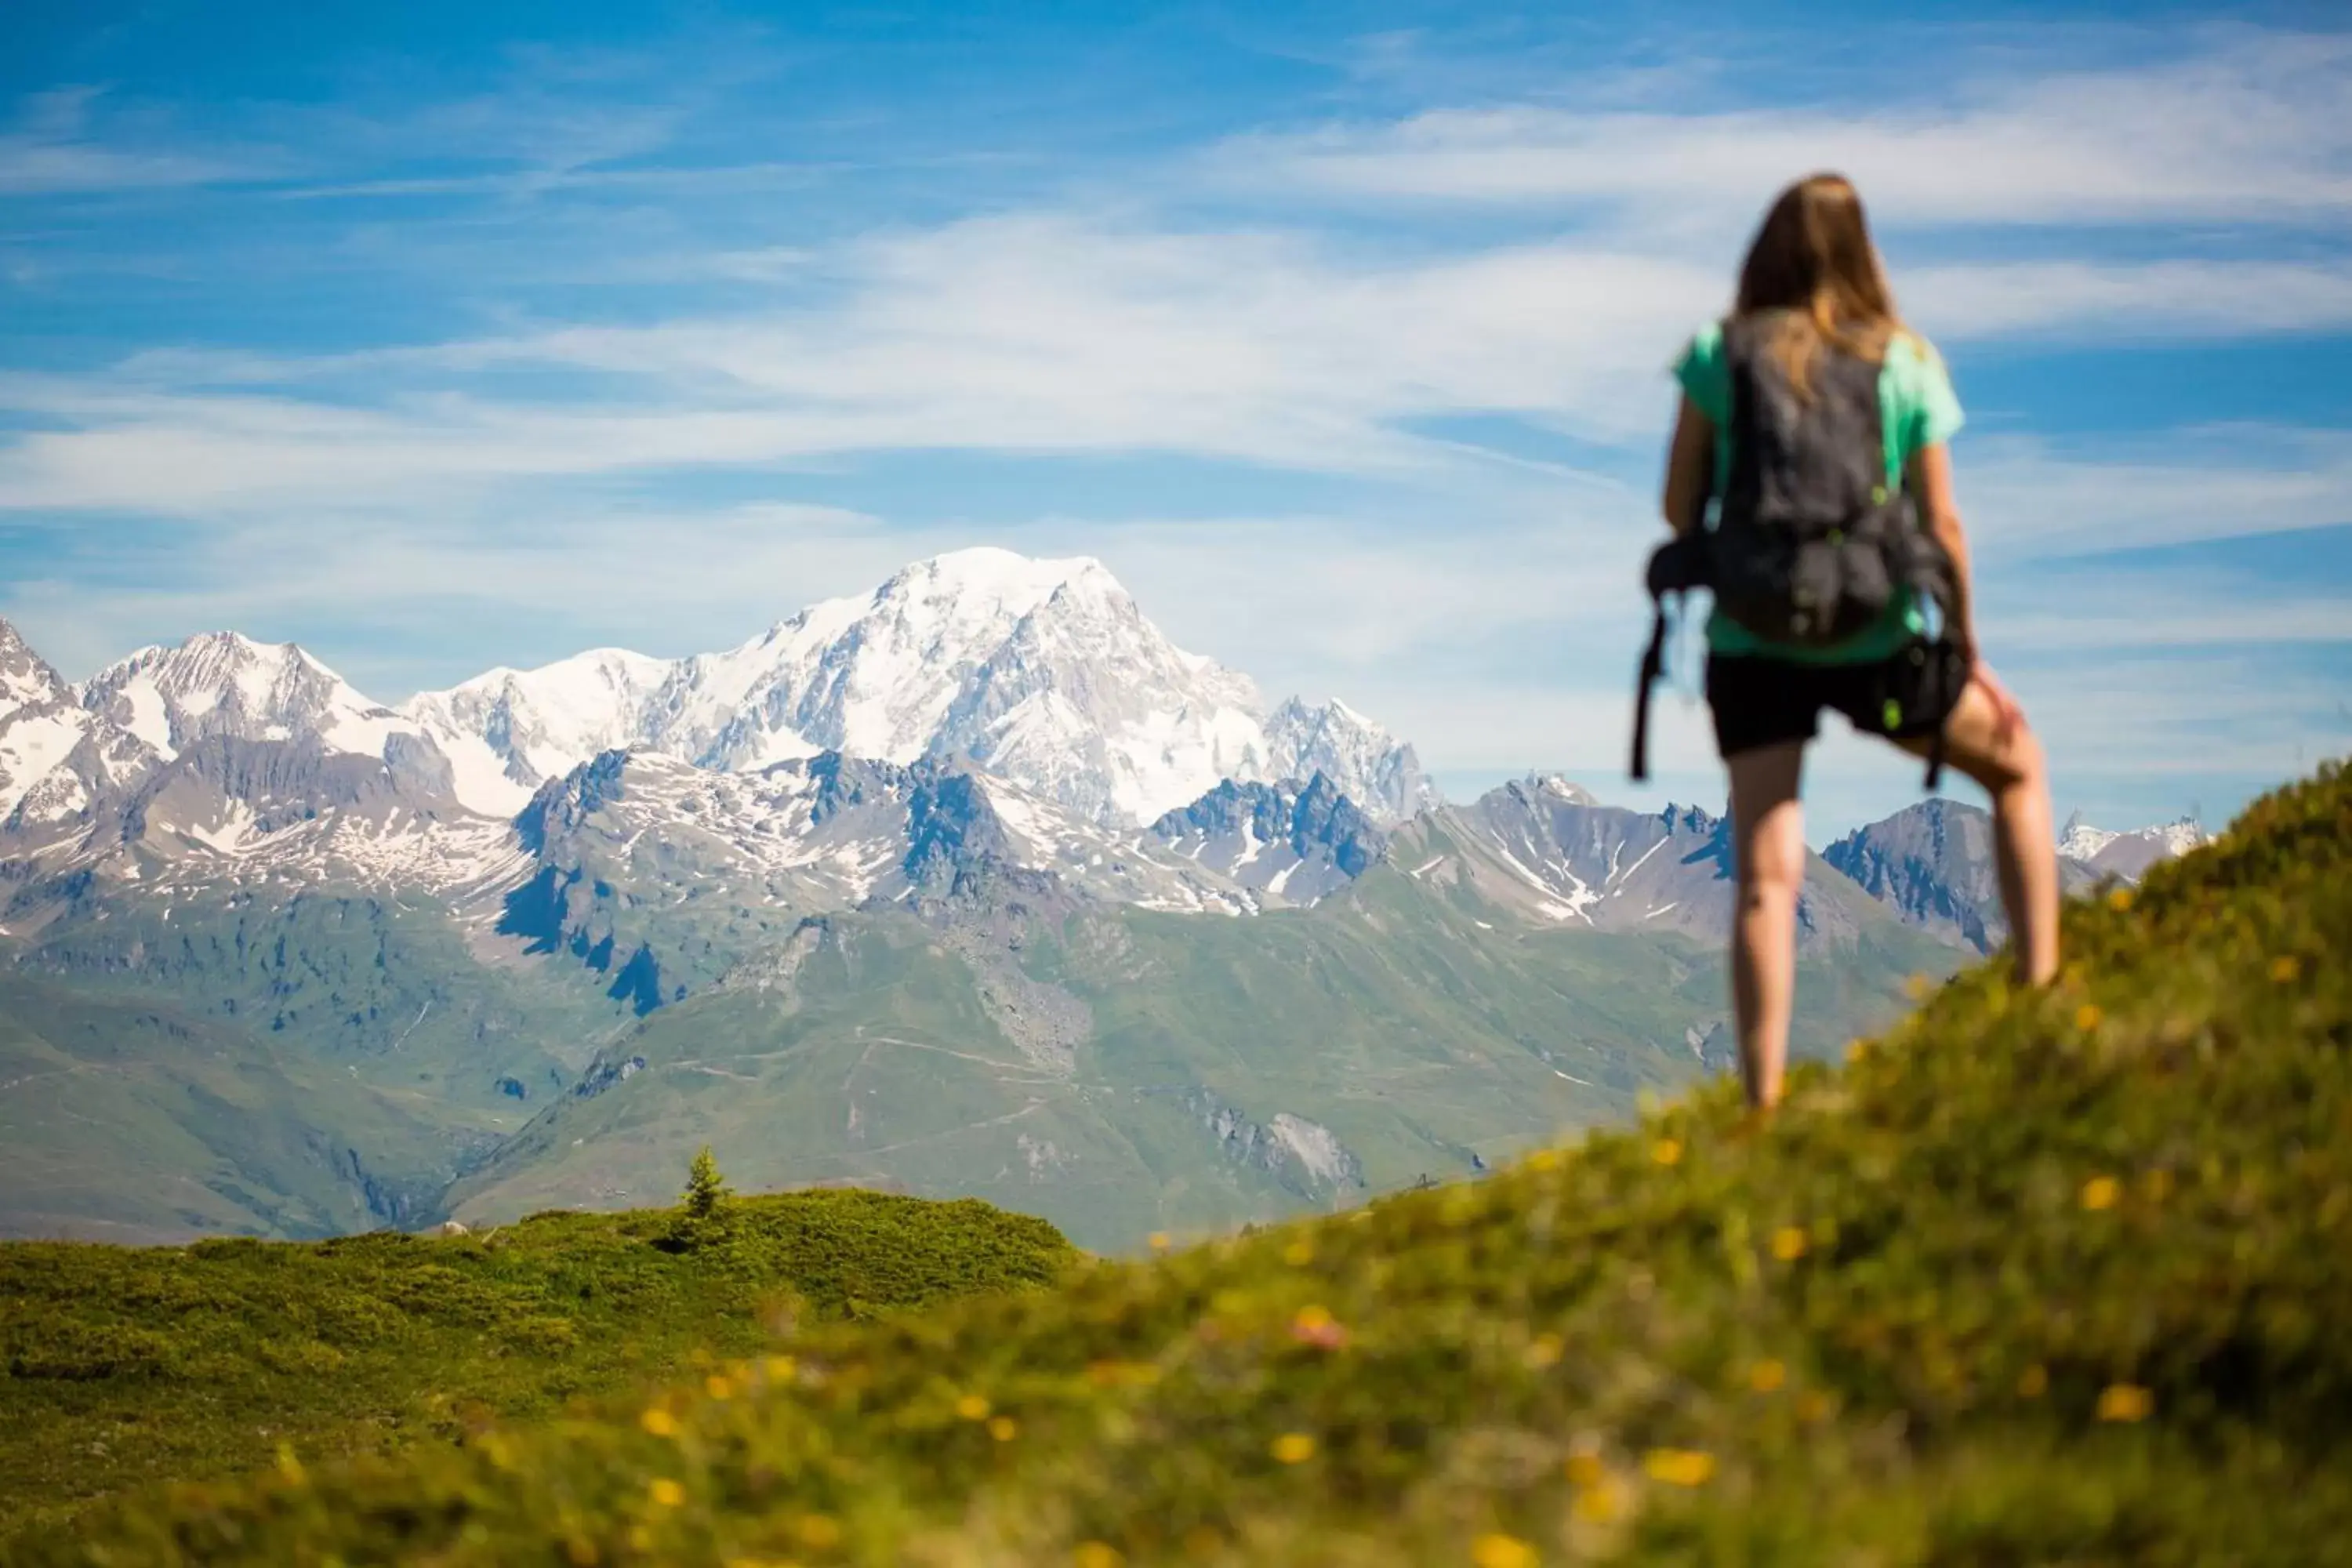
[1736,847,1806,911]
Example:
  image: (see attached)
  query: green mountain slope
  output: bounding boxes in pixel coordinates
[0,1189,1072,1544]
[0,976,465,1240]
[27,761,2343,1565]
[1,889,640,1239]
[449,865,1955,1250]
[13,889,628,1115]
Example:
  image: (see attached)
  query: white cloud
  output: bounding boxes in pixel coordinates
[6,214,2349,523]
[1222,31,2352,230]
[1956,431,2352,559]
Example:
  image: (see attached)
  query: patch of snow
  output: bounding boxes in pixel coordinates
[0,711,82,818]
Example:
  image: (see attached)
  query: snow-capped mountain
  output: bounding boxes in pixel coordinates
[84,631,423,765]
[2059,811,2211,881]
[398,549,1427,828]
[0,619,158,839]
[400,648,672,816]
[1259,698,1436,824]
[501,747,1278,991]
[1148,775,1387,906]
[1387,773,1895,949]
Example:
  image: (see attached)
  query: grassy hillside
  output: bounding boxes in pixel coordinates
[450,879,1954,1252]
[0,1188,1073,1544]
[13,888,630,1116]
[24,763,2343,1563]
[0,976,470,1240]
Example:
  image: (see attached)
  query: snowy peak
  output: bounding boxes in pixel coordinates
[1149,774,1387,905]
[0,617,73,716]
[1257,696,1438,826]
[935,563,1265,825]
[82,631,412,764]
[2060,811,2211,882]
[668,547,1123,771]
[2056,811,2119,862]
[0,617,143,829]
[1388,785,1891,950]
[401,648,672,817]
[401,546,1319,828]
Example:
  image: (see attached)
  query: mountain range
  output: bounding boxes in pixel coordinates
[0,550,2206,1249]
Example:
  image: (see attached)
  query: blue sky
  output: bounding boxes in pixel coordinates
[3,1,2347,837]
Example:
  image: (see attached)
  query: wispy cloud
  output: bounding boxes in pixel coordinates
[0,87,267,194]
[1220,31,2352,230]
[2,16,2345,835]
[6,218,2350,524]
[1958,431,2352,558]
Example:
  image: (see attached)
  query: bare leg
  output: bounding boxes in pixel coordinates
[1901,678,2060,985]
[1726,742,1809,1110]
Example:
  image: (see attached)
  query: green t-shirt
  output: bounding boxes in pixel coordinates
[1671,321,1964,665]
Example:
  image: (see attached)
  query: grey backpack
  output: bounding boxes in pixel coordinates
[1631,312,1958,784]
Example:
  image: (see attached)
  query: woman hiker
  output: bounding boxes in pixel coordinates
[1653,172,2060,1111]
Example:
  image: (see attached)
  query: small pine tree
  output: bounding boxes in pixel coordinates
[682,1145,730,1219]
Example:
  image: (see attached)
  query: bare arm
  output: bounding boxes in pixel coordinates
[1661,394,1715,536]
[1907,441,1976,659]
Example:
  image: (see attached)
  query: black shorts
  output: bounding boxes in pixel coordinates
[1705,644,1966,759]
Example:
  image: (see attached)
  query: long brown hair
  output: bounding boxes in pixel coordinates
[1735,172,1915,397]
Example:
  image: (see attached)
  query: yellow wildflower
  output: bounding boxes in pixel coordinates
[1073,1544,1124,1568]
[1771,1226,1808,1261]
[1148,1232,1172,1251]
[1283,1237,1315,1266]
[274,1444,306,1486]
[764,1354,797,1383]
[1749,1359,1787,1393]
[1526,1148,1563,1173]
[1904,972,1933,1000]
[706,1375,734,1401]
[2107,887,2132,913]
[1571,1481,1618,1522]
[989,1415,1019,1442]
[1642,1448,1715,1486]
[2082,1176,2120,1210]
[1472,1534,1537,1568]
[2272,955,2300,984]
[2097,1384,2153,1423]
[956,1393,993,1421]
[648,1478,684,1509]
[794,1515,844,1549]
[1651,1138,1682,1167]
[2075,1004,2103,1032]
[1272,1432,1317,1465]
[1525,1332,1564,1369]
[640,1407,679,1438]
[1565,1451,1604,1489]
